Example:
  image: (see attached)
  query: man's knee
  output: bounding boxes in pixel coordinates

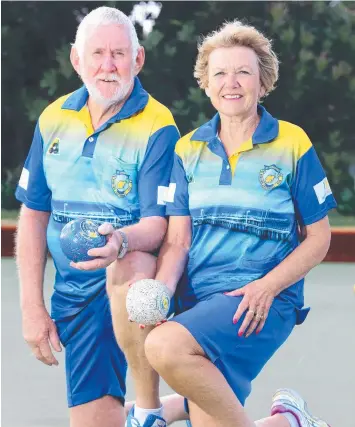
[70,395,125,427]
[107,251,157,293]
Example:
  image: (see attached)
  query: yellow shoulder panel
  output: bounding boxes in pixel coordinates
[278,120,312,159]
[175,129,205,159]
[38,92,74,133]
[144,95,178,135]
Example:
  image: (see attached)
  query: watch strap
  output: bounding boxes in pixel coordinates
[117,230,129,259]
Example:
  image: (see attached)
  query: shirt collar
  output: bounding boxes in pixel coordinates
[190,104,279,145]
[61,76,149,121]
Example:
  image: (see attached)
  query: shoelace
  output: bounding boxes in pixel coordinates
[129,416,142,427]
[128,414,166,427]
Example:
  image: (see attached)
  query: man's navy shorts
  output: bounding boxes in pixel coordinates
[55,288,127,407]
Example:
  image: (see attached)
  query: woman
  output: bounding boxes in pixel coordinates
[144,21,335,427]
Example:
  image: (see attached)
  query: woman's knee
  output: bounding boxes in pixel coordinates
[145,322,202,373]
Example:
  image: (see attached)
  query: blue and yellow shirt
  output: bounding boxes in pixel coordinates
[16,77,179,319]
[166,105,336,314]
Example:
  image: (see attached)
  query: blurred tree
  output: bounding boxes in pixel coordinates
[1,1,132,208]
[2,1,355,214]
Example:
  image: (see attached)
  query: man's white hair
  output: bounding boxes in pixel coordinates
[73,6,140,59]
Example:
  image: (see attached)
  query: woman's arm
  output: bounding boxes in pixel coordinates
[228,216,331,337]
[262,216,331,295]
[155,216,192,296]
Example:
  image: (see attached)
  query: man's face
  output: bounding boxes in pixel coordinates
[75,24,141,107]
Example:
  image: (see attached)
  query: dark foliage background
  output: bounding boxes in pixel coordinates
[2,1,355,215]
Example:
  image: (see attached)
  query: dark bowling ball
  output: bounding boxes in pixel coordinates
[60,218,106,262]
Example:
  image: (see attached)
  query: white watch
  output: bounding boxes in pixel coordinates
[117,230,129,259]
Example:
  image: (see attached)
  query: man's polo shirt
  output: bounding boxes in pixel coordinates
[16,77,179,319]
[166,105,336,315]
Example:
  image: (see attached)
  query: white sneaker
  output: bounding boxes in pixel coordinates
[271,388,331,427]
[125,406,167,427]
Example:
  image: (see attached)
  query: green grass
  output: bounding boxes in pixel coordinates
[1,209,19,221]
[2,209,355,226]
[328,211,355,227]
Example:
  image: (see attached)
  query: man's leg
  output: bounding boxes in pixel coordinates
[70,396,125,427]
[145,321,255,427]
[107,252,162,417]
[56,289,127,427]
[125,394,189,425]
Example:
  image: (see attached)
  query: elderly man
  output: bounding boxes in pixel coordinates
[15,6,186,427]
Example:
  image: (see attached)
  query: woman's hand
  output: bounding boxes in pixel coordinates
[224,279,277,337]
[137,319,168,330]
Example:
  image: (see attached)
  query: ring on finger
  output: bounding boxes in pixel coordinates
[255,313,264,320]
[248,309,255,316]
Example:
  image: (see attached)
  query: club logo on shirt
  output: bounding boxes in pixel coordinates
[47,138,60,155]
[259,165,283,190]
[111,170,133,198]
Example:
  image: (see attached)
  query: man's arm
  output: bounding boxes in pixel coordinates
[16,205,62,365]
[16,205,50,309]
[71,216,168,271]
[119,216,168,253]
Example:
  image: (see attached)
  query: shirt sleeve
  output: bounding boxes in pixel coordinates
[138,124,180,217]
[15,122,52,211]
[291,139,337,226]
[165,152,190,216]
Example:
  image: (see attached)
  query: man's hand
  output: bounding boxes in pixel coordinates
[70,223,122,271]
[22,305,62,366]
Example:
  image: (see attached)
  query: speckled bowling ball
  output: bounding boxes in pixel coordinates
[126,279,171,325]
[60,218,106,262]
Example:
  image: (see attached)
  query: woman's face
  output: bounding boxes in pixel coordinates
[206,45,265,118]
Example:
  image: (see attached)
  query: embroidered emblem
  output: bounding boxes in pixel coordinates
[259,165,283,190]
[160,294,170,312]
[79,219,101,240]
[111,170,133,197]
[48,138,60,155]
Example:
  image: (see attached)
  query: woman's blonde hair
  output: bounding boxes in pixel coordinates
[194,20,279,97]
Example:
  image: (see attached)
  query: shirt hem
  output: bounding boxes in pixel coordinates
[302,200,337,225]
[166,208,190,216]
[15,188,51,212]
[68,387,125,407]
[140,208,166,218]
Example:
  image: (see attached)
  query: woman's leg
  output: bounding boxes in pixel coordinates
[188,402,291,427]
[145,293,297,427]
[145,321,255,427]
